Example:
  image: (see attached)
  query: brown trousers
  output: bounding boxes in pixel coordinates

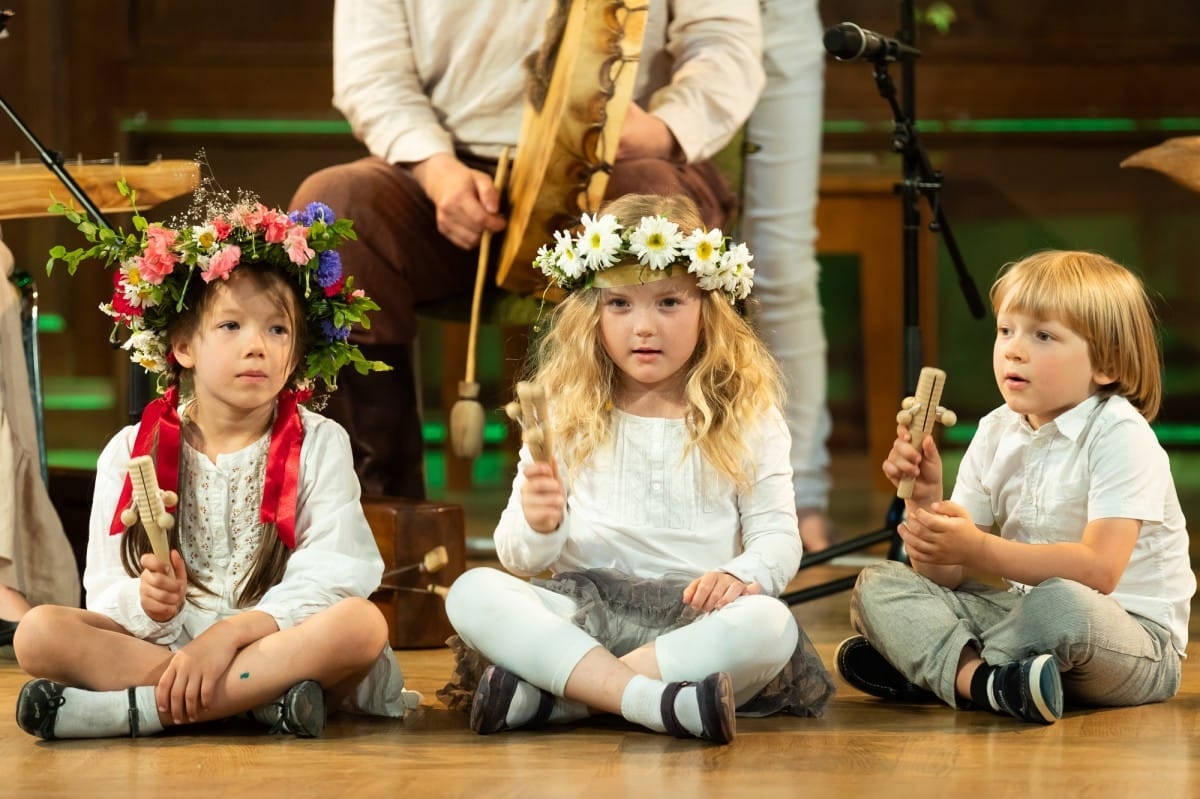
[289,154,734,498]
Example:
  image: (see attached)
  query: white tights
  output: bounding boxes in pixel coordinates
[445,567,799,707]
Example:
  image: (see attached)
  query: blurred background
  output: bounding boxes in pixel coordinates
[4,1,1200,556]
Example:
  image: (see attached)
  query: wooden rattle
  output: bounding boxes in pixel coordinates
[504,381,554,463]
[895,367,957,499]
[119,455,179,573]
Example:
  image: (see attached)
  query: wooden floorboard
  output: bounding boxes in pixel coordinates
[3,576,1199,798]
[9,450,1200,797]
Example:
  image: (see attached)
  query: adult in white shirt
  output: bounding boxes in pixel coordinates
[289,0,765,499]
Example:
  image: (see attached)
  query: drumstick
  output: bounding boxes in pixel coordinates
[121,455,177,574]
[376,546,452,598]
[895,367,957,499]
[504,380,554,464]
[450,147,512,460]
[379,546,450,582]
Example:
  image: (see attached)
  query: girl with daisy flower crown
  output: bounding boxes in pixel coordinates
[444,193,834,745]
[13,184,419,741]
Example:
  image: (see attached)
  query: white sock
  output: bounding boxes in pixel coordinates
[504,678,588,727]
[52,685,164,738]
[985,671,1002,712]
[619,674,703,736]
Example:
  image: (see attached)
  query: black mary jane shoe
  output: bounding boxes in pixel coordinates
[16,679,69,740]
[470,664,555,735]
[660,671,737,745]
[261,680,327,738]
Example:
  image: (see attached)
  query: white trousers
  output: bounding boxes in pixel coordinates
[445,567,799,707]
[743,0,830,509]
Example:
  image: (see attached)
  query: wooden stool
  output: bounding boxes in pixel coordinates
[362,496,466,649]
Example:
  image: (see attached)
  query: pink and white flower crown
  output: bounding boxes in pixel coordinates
[532,213,755,303]
[47,182,387,393]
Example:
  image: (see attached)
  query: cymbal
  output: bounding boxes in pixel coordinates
[1120,136,1200,194]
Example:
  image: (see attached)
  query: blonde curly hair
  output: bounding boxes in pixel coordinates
[525,194,785,491]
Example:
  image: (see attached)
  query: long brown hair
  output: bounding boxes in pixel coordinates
[119,264,306,606]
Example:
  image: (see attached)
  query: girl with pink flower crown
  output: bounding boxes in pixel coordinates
[12,188,418,740]
[443,194,835,745]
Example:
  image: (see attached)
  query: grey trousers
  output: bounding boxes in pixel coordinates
[849,560,1181,709]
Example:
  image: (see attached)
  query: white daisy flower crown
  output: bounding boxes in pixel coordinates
[531,212,755,303]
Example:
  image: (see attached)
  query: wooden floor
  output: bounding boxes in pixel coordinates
[3,570,1199,798]
[6,451,1200,797]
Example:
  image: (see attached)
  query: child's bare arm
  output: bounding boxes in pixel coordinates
[906,503,1139,594]
[155,611,279,724]
[967,514,1138,593]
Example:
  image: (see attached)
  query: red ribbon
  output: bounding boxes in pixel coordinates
[110,385,182,535]
[110,387,304,550]
[259,389,304,549]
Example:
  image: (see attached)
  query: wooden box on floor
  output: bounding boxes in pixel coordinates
[362,496,466,649]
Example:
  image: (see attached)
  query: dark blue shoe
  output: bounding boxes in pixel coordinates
[989,654,1063,724]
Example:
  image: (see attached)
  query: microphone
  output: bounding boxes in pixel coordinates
[823,22,921,63]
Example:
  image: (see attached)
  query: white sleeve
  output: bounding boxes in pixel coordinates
[652,0,766,162]
[717,409,802,596]
[84,426,192,644]
[332,0,455,164]
[252,414,384,629]
[492,444,571,577]
[1085,416,1172,525]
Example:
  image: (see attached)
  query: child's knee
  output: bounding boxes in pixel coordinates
[329,597,391,662]
[851,560,916,621]
[1017,578,1103,646]
[12,604,76,673]
[444,567,508,637]
[725,594,798,666]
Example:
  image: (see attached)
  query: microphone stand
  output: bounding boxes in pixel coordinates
[782,2,984,605]
[1,13,152,424]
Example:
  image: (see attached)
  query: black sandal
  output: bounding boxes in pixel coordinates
[469,664,555,735]
[659,671,736,744]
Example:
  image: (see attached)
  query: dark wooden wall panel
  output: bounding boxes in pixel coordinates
[3,0,1200,441]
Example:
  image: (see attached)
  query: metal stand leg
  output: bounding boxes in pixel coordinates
[780,497,907,605]
[12,269,48,485]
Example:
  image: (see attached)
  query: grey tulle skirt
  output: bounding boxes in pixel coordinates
[439,568,835,718]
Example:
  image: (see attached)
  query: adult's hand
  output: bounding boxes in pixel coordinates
[411,152,506,249]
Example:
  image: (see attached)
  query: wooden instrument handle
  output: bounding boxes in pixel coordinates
[895,367,957,499]
[465,147,512,385]
[504,380,554,463]
[127,455,175,571]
